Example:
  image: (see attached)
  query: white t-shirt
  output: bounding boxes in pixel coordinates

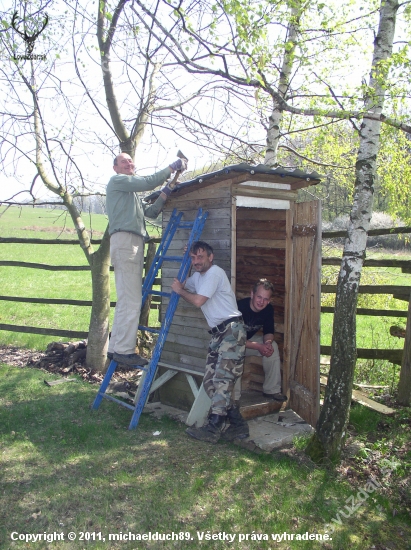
[184,264,241,328]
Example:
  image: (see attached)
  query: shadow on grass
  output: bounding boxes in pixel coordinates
[0,365,409,550]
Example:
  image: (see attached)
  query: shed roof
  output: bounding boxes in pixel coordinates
[145,163,322,202]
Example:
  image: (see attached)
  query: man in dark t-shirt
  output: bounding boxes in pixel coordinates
[234,278,287,402]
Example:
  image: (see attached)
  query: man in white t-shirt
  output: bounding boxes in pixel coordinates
[171,241,248,443]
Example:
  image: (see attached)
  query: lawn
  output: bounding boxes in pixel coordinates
[1,363,410,550]
[1,206,411,549]
[0,206,161,349]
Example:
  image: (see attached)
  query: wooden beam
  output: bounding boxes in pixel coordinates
[322,226,411,239]
[322,257,411,269]
[398,288,411,405]
[320,345,403,364]
[0,237,102,245]
[0,261,92,270]
[232,185,298,200]
[240,400,282,419]
[0,323,88,338]
[237,239,286,249]
[322,285,411,299]
[320,377,395,415]
[321,306,409,317]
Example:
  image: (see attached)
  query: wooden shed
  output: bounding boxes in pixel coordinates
[148,163,322,428]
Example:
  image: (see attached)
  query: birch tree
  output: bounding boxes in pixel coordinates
[306,0,401,462]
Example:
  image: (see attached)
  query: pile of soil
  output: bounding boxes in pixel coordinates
[0,341,145,391]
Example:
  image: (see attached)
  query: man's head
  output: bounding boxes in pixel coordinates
[113,153,135,176]
[250,278,274,312]
[189,241,214,274]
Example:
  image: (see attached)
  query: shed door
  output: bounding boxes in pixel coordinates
[284,200,321,427]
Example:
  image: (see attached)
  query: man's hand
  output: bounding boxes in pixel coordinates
[259,341,274,357]
[169,158,188,172]
[171,278,208,307]
[171,278,185,294]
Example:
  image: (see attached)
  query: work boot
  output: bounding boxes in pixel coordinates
[221,404,249,441]
[113,352,149,367]
[263,392,287,402]
[186,413,225,444]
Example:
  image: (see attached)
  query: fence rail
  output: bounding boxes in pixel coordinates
[1,232,410,365]
[0,295,160,307]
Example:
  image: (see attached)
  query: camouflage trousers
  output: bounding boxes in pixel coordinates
[203,320,246,416]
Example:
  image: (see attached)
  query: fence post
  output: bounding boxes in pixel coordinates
[398,289,411,405]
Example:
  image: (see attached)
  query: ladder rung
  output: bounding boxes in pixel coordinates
[99,393,135,411]
[138,325,160,334]
[149,290,171,297]
[177,222,194,228]
[162,255,184,261]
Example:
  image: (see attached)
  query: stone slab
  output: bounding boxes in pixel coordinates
[143,402,313,452]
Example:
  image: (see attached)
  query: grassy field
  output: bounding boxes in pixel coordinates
[0,206,161,349]
[1,207,410,549]
[1,364,410,550]
[321,247,411,387]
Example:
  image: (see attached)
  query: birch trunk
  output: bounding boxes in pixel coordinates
[264,1,302,166]
[306,0,399,463]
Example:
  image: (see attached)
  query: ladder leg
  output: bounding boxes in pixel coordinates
[128,364,158,429]
[91,360,118,410]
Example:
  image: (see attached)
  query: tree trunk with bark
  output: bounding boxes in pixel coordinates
[264,1,302,167]
[306,0,399,463]
[398,288,411,405]
[86,226,111,372]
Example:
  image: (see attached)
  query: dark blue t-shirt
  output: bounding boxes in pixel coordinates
[237,297,275,340]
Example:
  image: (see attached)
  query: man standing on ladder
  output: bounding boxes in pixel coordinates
[107,152,187,367]
[171,241,249,443]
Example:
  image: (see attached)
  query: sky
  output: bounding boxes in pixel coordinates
[1,0,409,204]
[0,1,223,202]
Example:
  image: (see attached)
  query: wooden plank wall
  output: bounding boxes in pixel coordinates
[236,207,287,393]
[158,182,232,409]
[285,200,321,427]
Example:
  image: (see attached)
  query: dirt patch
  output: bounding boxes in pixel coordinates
[0,342,142,391]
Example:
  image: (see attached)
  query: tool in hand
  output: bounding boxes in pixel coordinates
[168,150,188,190]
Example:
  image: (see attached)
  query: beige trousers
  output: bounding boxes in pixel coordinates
[233,333,282,400]
[108,232,144,355]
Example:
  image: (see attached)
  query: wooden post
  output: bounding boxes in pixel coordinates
[398,288,411,405]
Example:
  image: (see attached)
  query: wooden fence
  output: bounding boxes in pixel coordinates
[1,230,411,366]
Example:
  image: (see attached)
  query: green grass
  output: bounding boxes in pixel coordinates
[321,246,411,387]
[0,206,161,349]
[1,364,410,550]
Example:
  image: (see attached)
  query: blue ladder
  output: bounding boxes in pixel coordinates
[91,208,209,430]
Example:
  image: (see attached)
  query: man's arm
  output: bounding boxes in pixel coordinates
[171,278,208,308]
[111,167,172,193]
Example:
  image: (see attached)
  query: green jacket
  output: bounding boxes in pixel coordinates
[106,167,171,238]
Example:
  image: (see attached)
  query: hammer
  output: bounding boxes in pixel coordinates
[168,150,188,190]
